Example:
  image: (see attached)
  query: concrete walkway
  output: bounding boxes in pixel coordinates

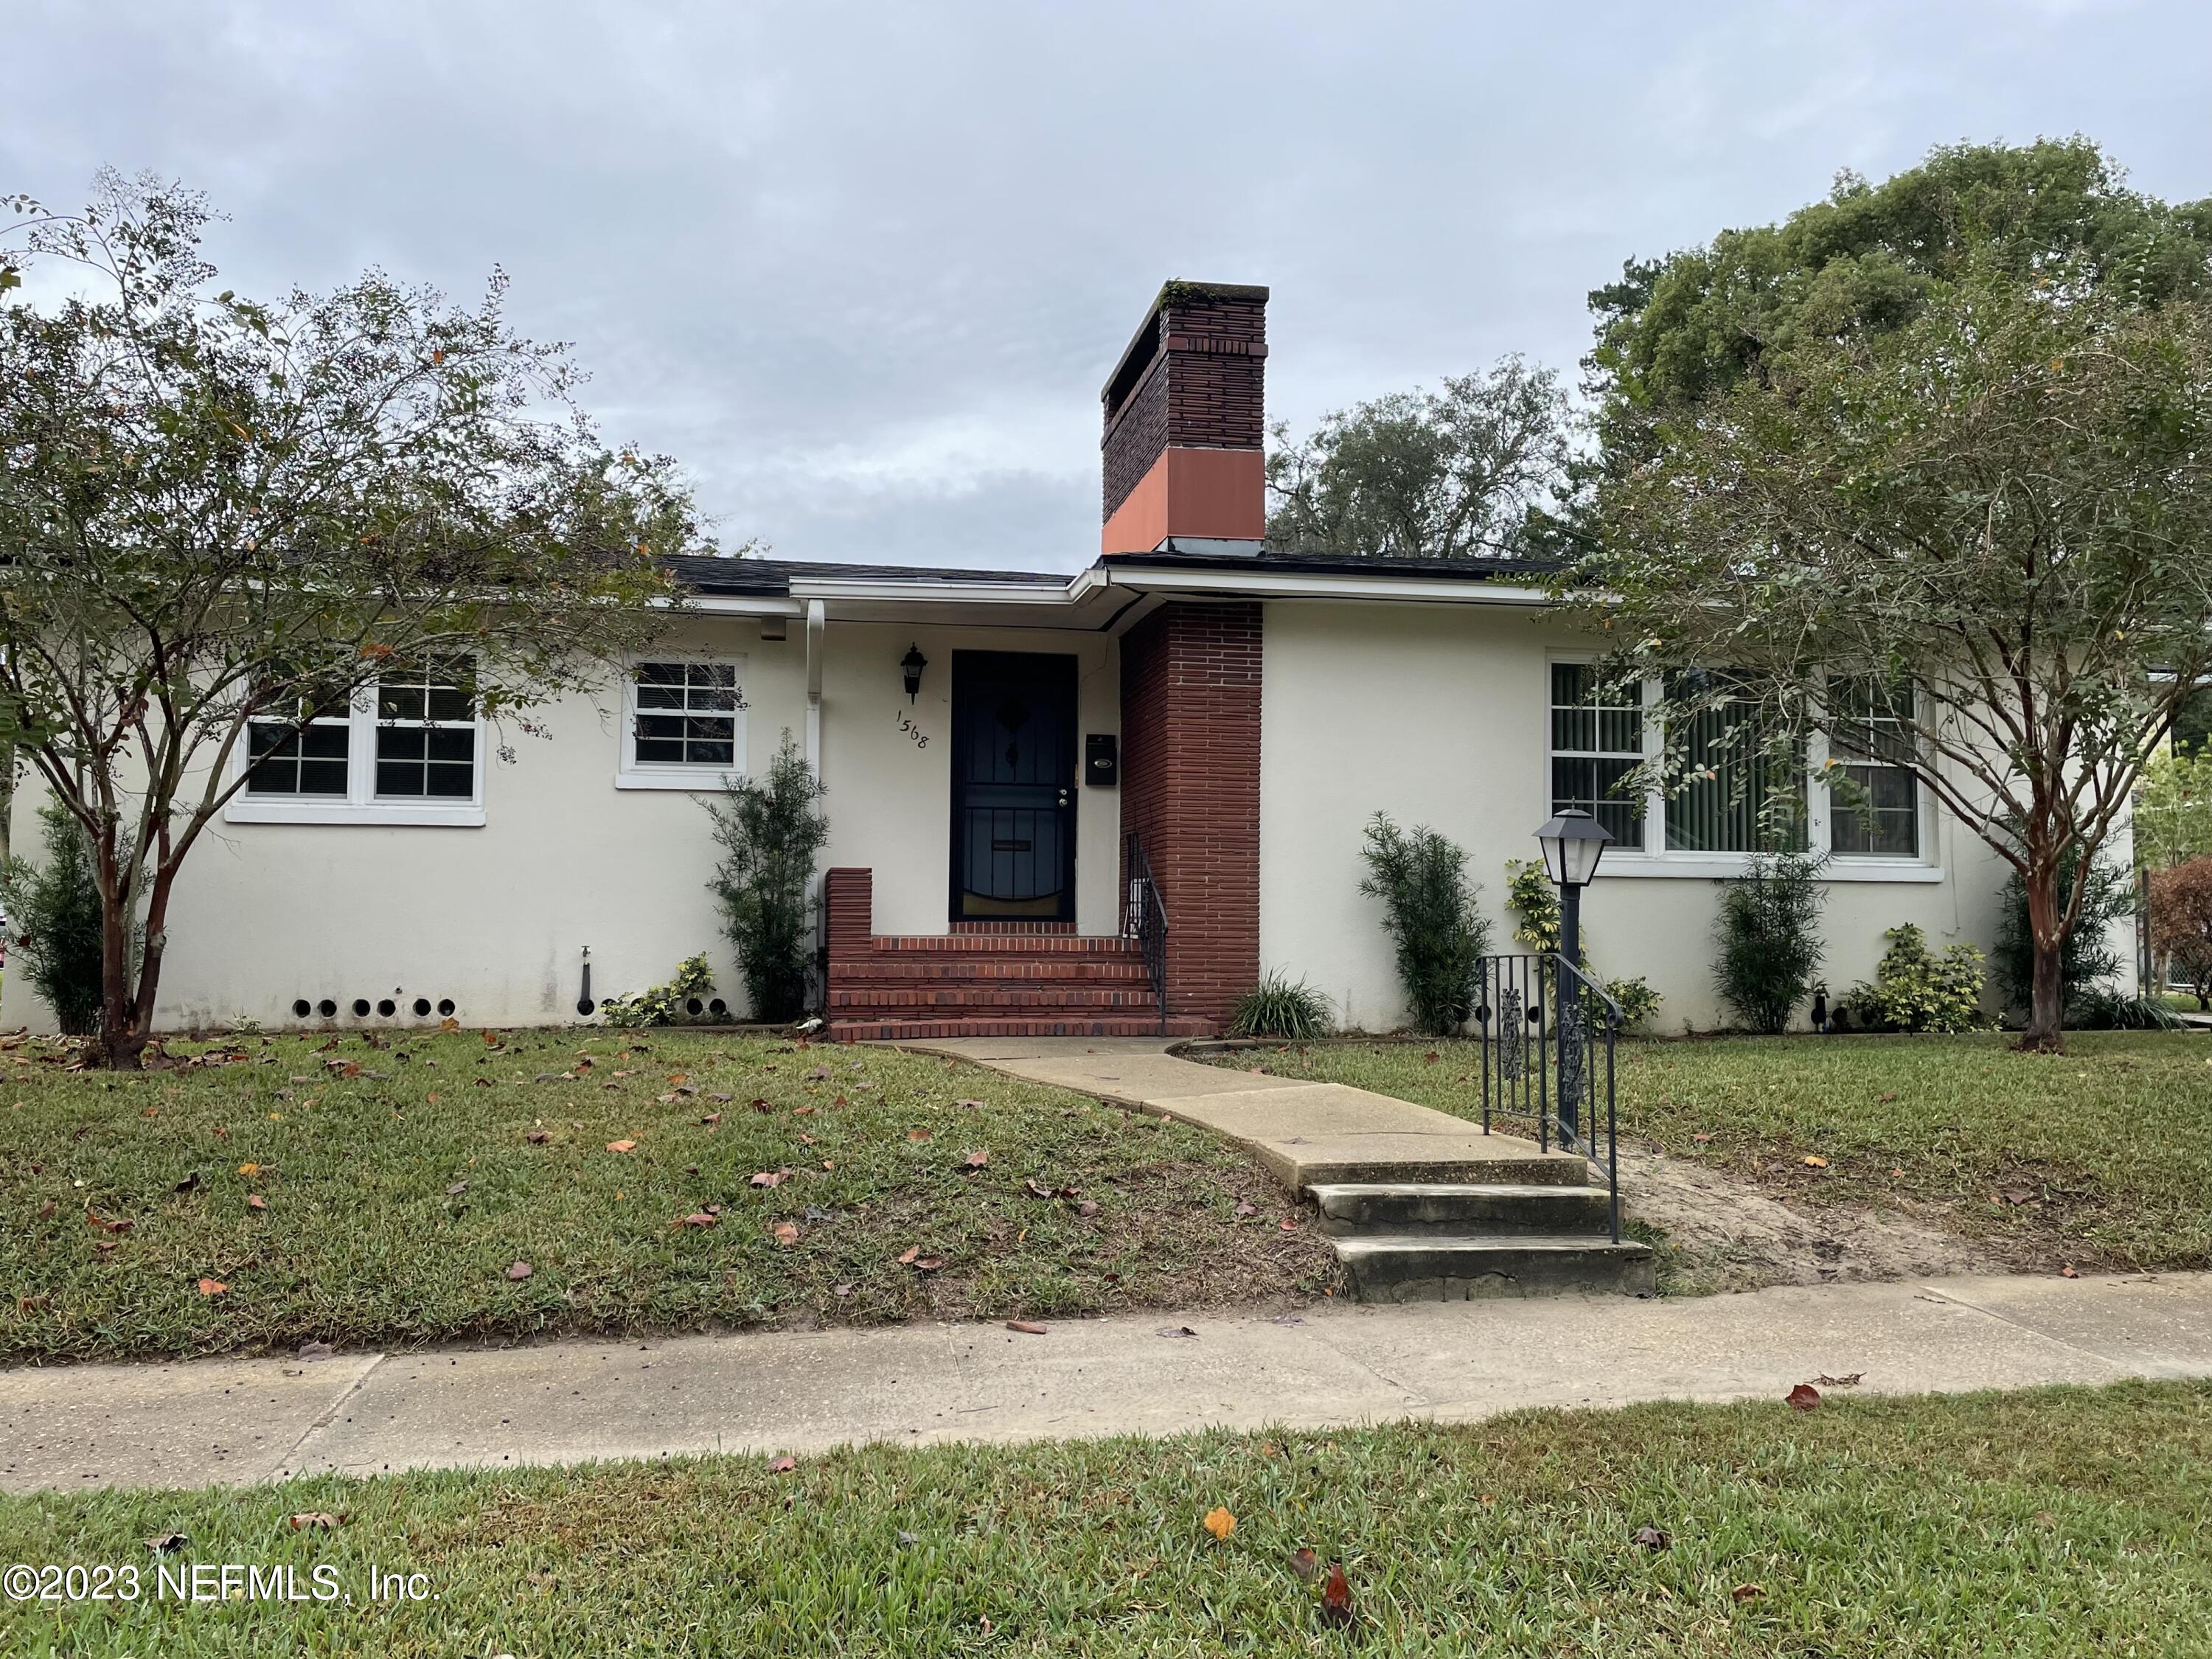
[5,1271,2210,1495]
[901,1036,1587,1188]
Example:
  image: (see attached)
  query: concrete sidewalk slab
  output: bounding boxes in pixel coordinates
[0,1352,379,1492]
[4,1271,2208,1494]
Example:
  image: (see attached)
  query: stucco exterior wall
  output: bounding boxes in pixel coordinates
[1256,600,2061,1034]
[0,616,1121,1033]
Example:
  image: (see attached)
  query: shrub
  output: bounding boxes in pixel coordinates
[1603,975,1663,1032]
[0,800,111,1034]
[599,953,716,1027]
[707,732,830,1023]
[2070,987,2183,1031]
[1359,813,1489,1037]
[1228,972,1332,1040]
[1502,858,1561,951]
[1502,857,1661,1031]
[1712,852,1828,1033]
[2149,856,2212,1011]
[1994,846,2134,1016]
[1841,924,1989,1034]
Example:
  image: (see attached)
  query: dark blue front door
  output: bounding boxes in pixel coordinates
[950,652,1077,922]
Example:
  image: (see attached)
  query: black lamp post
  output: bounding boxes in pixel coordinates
[900,643,928,703]
[1534,808,1614,1145]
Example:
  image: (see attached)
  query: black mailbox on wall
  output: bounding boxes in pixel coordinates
[1085,734,1119,787]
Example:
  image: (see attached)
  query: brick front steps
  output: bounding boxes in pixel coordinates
[827,927,1197,1043]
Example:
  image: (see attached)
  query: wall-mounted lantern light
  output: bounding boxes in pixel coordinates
[900,643,928,703]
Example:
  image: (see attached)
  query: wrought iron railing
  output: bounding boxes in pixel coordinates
[1121,831,1169,1037]
[1471,952,1621,1243]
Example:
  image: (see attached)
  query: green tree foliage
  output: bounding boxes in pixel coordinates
[2136,747,2212,871]
[1500,856,1663,1030]
[1570,140,2212,1052]
[2150,858,2212,1011]
[1265,359,1571,559]
[707,733,830,1023]
[1358,813,1489,1037]
[0,174,708,1068]
[1995,847,2135,1017]
[0,800,111,1033]
[1712,852,1828,1034]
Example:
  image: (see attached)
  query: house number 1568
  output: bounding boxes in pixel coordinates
[895,710,928,748]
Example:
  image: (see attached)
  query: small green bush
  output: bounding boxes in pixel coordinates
[2070,987,2183,1031]
[1228,972,1332,1040]
[0,800,111,1034]
[1360,813,1489,1037]
[599,953,717,1027]
[1994,845,2134,1016]
[1603,975,1663,1032]
[707,731,831,1023]
[1503,858,1561,951]
[1841,924,1989,1034]
[1712,851,1828,1033]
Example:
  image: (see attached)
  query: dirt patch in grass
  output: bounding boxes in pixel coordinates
[1618,1144,2008,1294]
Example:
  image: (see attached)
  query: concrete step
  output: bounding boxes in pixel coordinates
[1307,1181,1614,1238]
[1334,1234,1655,1301]
[832,1015,1213,1043]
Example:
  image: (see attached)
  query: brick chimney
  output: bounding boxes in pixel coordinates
[1100,281,1268,554]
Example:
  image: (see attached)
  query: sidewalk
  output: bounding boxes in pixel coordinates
[899,1036,1584,1187]
[5,1270,2210,1495]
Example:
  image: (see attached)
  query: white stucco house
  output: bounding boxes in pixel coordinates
[1,282,2031,1040]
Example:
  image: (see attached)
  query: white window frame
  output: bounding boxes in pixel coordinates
[1545,653,1942,883]
[225,667,487,828]
[615,653,748,792]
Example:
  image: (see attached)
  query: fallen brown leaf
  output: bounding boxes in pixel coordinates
[605,1138,637,1154]
[1288,1545,1319,1580]
[504,1260,533,1281]
[196,1278,228,1297]
[1321,1564,1353,1626]
[2061,1264,2079,1278]
[288,1512,340,1532]
[962,1149,990,1169]
[907,1127,932,1141]
[750,1170,788,1189]
[525,1129,552,1144]
[767,1455,796,1473]
[1632,1524,1671,1551]
[1802,1155,1829,1169]
[1202,1506,1236,1541]
[1785,1382,1820,1411]
[1812,1372,1863,1388]
[1731,1583,1764,1603]
[676,1212,719,1228]
[1005,1321,1048,1335]
[246,1194,268,1211]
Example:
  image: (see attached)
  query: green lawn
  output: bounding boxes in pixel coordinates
[2,1382,2207,1655]
[0,1030,1330,1363]
[1223,1032,2212,1272]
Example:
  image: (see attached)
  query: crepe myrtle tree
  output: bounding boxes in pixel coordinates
[1569,254,2212,1051]
[0,173,712,1068]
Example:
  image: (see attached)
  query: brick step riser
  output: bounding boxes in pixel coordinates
[831,1016,1211,1043]
[832,967,1156,987]
[831,990,1164,1012]
[866,937,1142,957]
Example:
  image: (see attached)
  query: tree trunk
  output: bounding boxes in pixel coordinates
[2020,856,2067,1053]
[96,879,146,1070]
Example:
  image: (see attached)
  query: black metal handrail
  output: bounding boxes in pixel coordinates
[1122,831,1169,1037]
[1471,952,1622,1243]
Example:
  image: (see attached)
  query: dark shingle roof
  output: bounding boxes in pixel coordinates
[663,555,1068,596]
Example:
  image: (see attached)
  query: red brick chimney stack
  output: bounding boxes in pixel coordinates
[1099,281,1269,554]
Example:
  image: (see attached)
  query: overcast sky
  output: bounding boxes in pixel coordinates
[10,1,2209,571]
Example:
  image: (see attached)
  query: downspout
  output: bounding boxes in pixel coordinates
[804,599,828,1015]
[804,599,826,773]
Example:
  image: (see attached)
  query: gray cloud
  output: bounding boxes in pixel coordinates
[8,0,2208,569]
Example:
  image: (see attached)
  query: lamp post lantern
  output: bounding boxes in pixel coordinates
[1534,808,1614,1146]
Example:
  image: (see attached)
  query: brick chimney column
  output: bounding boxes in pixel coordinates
[1099,282,1268,555]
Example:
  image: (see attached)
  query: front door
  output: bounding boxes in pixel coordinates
[950,651,1077,922]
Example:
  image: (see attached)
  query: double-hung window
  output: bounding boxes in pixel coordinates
[1825,680,1919,858]
[1548,663,1643,843]
[1547,657,1932,875]
[232,658,484,826]
[616,658,746,788]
